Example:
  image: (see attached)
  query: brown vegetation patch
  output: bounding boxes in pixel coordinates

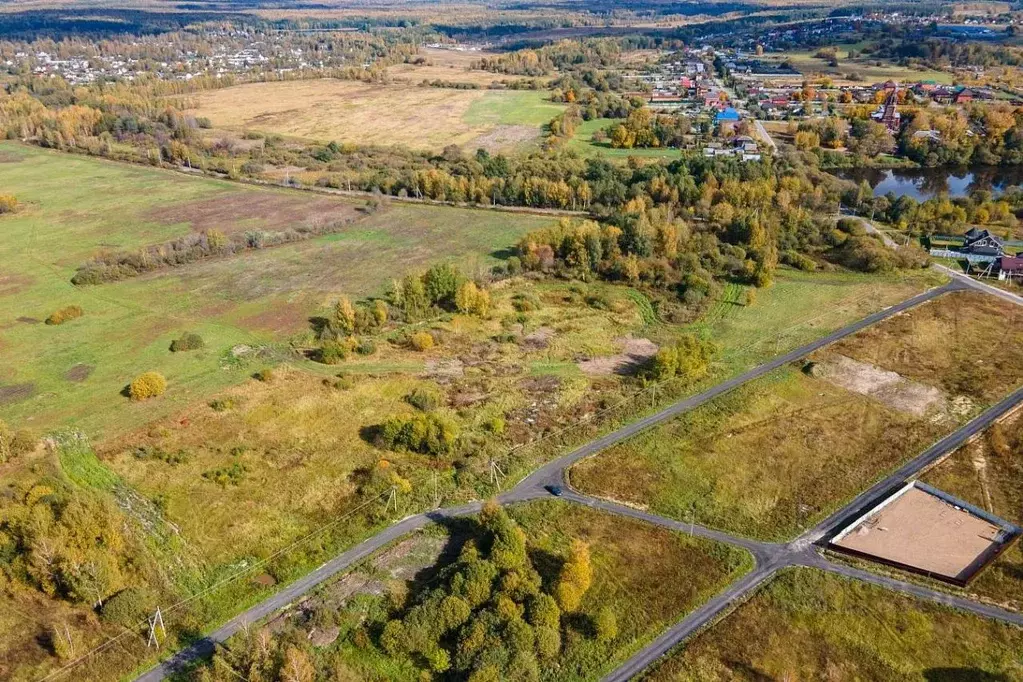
[65,364,94,383]
[0,150,24,163]
[16,316,40,324]
[237,299,310,334]
[578,337,658,376]
[808,354,949,417]
[0,273,33,296]
[521,326,554,350]
[469,124,541,152]
[146,192,361,236]
[0,383,34,405]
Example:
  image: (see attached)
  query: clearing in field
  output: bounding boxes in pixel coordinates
[204,500,751,682]
[924,408,1023,610]
[188,79,564,151]
[0,143,553,437]
[572,289,1023,541]
[646,569,1023,681]
[385,47,549,88]
[831,481,1020,585]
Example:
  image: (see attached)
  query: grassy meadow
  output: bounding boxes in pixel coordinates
[188,79,565,152]
[573,288,1023,541]
[647,569,1023,681]
[0,143,555,438]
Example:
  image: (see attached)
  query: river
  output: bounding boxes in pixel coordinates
[833,166,1023,201]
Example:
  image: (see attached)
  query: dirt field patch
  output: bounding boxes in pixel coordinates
[65,364,94,383]
[0,273,33,297]
[821,290,1023,405]
[578,337,658,376]
[808,354,949,418]
[0,383,34,405]
[469,124,543,152]
[146,192,361,236]
[15,316,39,324]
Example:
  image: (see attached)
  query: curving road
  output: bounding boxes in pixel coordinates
[134,278,1023,682]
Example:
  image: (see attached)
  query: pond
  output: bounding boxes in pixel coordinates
[833,166,1023,201]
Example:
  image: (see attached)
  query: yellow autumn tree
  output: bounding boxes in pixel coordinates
[555,539,593,612]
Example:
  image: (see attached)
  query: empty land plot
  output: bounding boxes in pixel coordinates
[646,569,1023,682]
[573,288,1022,542]
[258,501,751,682]
[189,79,564,151]
[692,268,945,377]
[924,409,1023,609]
[0,143,553,436]
[817,290,1023,406]
[571,364,954,541]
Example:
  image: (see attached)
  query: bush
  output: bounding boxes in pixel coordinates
[648,334,715,382]
[209,397,235,412]
[356,338,377,355]
[0,194,18,214]
[101,587,157,627]
[781,250,817,272]
[169,332,204,352]
[45,305,83,326]
[406,386,442,411]
[0,420,35,463]
[128,372,167,401]
[379,412,459,455]
[253,368,274,382]
[318,340,351,365]
[409,331,435,351]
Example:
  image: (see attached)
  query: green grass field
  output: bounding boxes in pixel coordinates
[648,569,1023,681]
[463,89,566,128]
[0,143,554,438]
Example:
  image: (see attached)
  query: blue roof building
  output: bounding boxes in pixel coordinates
[715,107,741,122]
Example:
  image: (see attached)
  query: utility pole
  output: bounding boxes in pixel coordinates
[489,458,505,489]
[146,608,166,648]
[385,486,397,514]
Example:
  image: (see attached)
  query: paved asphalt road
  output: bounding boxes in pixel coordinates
[134,277,1023,682]
[934,262,1023,307]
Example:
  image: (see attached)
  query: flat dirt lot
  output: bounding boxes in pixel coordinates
[188,79,563,151]
[833,484,1009,583]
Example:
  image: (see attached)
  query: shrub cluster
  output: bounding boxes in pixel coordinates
[408,331,435,352]
[405,386,442,412]
[128,372,167,401]
[169,332,204,352]
[45,305,83,325]
[648,334,716,382]
[379,502,597,678]
[0,194,18,214]
[455,281,491,317]
[0,420,35,463]
[379,412,459,455]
